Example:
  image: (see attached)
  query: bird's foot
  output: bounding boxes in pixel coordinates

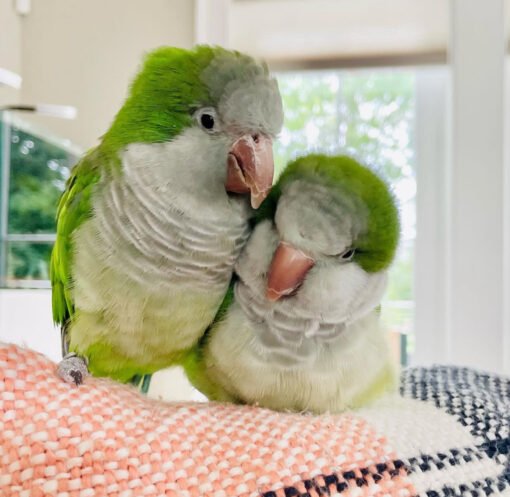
[57,353,90,386]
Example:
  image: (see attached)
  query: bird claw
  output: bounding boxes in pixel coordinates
[57,353,90,386]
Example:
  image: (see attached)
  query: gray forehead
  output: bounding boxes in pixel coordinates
[281,179,367,223]
[275,180,368,252]
[201,52,283,136]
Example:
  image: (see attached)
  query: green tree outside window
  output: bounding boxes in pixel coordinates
[0,115,78,285]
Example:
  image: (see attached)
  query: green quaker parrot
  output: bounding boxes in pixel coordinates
[185,154,400,414]
[50,45,283,386]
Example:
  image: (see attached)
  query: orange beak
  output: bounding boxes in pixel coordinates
[225,134,274,209]
[266,242,316,302]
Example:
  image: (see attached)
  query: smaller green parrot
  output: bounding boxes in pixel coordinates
[185,154,400,414]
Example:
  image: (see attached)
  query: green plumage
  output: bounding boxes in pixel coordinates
[101,46,216,158]
[50,45,281,383]
[185,153,400,412]
[51,46,226,329]
[51,149,100,327]
[257,154,400,272]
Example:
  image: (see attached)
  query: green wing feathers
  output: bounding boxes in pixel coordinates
[50,149,101,327]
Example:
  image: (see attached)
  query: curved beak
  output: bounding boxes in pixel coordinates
[266,242,315,302]
[225,133,274,209]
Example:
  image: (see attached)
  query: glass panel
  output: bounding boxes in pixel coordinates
[275,69,416,364]
[6,242,53,286]
[8,126,77,234]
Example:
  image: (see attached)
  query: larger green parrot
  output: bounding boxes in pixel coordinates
[185,154,400,413]
[50,45,283,385]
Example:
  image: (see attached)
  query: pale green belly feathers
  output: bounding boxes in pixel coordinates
[67,142,250,378]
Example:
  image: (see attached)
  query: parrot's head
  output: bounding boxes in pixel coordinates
[264,154,400,321]
[102,45,283,210]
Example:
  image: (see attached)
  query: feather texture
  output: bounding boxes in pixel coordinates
[50,45,283,382]
[186,154,400,413]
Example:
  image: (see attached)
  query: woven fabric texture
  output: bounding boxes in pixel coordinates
[0,343,509,497]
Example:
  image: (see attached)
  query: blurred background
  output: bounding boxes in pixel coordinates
[0,0,509,399]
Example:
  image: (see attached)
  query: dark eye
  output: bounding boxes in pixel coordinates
[201,113,215,130]
[340,248,356,261]
[195,107,219,133]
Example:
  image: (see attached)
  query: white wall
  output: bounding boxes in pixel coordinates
[0,0,21,106]
[0,289,59,361]
[18,0,194,150]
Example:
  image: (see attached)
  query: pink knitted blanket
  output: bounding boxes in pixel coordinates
[0,343,509,497]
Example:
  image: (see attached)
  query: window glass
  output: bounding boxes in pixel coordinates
[7,242,53,285]
[0,115,79,288]
[8,126,75,234]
